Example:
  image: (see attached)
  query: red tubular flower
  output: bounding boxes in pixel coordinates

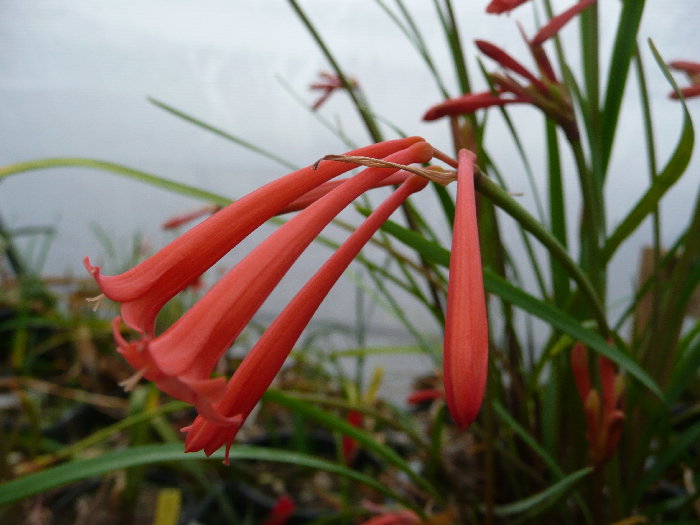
[406,388,444,406]
[114,143,433,427]
[668,61,700,99]
[531,0,598,46]
[442,150,488,429]
[569,344,625,466]
[670,61,700,76]
[342,410,363,464]
[85,137,424,336]
[670,85,700,99]
[475,40,549,93]
[486,0,531,15]
[183,175,430,462]
[423,91,529,121]
[261,495,295,525]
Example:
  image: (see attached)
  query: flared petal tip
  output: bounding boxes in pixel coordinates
[84,256,100,279]
[183,414,244,465]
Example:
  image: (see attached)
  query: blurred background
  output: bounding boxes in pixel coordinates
[1,0,698,352]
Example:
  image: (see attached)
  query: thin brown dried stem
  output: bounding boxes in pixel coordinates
[314,154,457,186]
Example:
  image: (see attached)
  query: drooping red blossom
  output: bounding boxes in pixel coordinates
[113,143,433,428]
[485,0,530,15]
[85,137,424,336]
[423,91,529,121]
[182,175,430,462]
[442,150,488,429]
[570,343,625,466]
[530,0,598,46]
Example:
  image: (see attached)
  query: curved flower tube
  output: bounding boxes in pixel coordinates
[530,0,598,46]
[486,0,530,15]
[115,143,433,425]
[182,175,429,462]
[423,91,529,121]
[85,136,424,335]
[443,150,488,429]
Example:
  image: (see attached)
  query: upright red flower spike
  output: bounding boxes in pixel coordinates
[85,137,424,336]
[570,344,625,466]
[113,143,433,427]
[183,175,430,462]
[442,150,488,429]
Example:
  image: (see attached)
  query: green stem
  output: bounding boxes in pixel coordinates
[569,138,605,297]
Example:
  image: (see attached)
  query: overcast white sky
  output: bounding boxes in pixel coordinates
[1,1,698,346]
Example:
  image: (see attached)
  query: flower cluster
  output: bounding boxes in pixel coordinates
[570,342,625,466]
[86,137,489,463]
[425,0,598,141]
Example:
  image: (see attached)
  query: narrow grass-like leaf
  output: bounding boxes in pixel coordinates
[148,98,299,170]
[600,0,646,175]
[0,158,232,207]
[0,443,410,508]
[373,0,450,98]
[602,43,694,262]
[492,467,593,516]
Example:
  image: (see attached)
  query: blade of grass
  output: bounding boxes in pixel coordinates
[148,97,299,170]
[492,467,593,517]
[0,158,232,207]
[0,443,414,509]
[600,0,647,175]
[602,42,694,262]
